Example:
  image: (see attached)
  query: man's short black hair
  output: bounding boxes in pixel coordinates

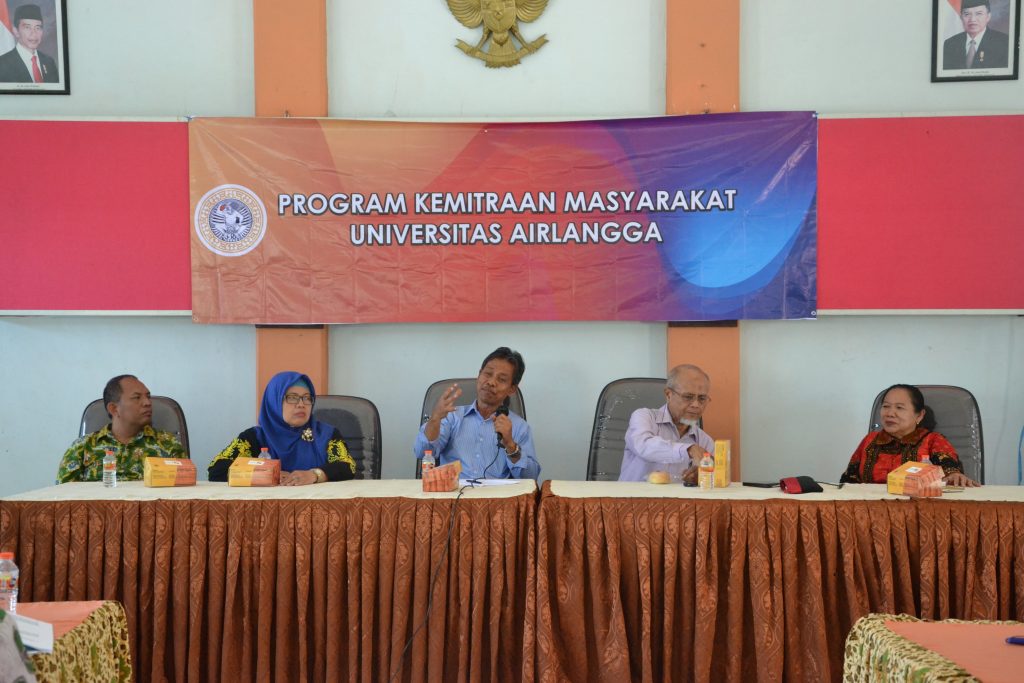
[480,347,525,386]
[103,374,137,418]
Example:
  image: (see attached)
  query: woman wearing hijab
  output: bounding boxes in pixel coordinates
[208,371,356,484]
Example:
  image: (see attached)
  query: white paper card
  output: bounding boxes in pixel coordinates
[13,613,54,653]
[459,478,522,487]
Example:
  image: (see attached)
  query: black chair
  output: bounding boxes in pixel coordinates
[416,378,527,477]
[313,395,383,480]
[868,385,984,484]
[586,378,669,481]
[80,396,190,455]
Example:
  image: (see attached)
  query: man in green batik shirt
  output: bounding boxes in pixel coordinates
[56,375,187,483]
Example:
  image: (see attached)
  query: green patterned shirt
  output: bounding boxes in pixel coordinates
[56,424,187,483]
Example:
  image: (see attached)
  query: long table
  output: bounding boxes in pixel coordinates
[527,481,1024,683]
[0,480,536,683]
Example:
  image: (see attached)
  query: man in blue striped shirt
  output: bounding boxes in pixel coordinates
[414,347,541,480]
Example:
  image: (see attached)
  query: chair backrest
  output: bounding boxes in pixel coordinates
[80,396,190,455]
[586,378,670,481]
[868,385,984,484]
[313,395,383,480]
[420,378,527,423]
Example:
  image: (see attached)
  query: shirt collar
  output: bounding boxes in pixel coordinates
[655,404,675,425]
[15,43,36,62]
[98,423,157,442]
[966,29,987,47]
[466,400,504,422]
[656,404,698,436]
[875,427,927,445]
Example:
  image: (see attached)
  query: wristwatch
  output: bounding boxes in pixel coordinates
[505,444,521,458]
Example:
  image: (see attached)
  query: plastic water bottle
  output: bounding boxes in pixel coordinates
[259,447,271,459]
[698,451,715,491]
[0,552,18,614]
[102,449,117,488]
[421,449,435,476]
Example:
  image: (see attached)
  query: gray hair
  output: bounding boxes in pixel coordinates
[666,364,710,390]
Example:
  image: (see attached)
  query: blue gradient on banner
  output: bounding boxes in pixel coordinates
[606,111,818,319]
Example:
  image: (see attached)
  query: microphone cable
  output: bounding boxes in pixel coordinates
[388,483,469,683]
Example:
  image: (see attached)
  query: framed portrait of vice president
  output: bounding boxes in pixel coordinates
[0,0,69,94]
[932,0,1021,82]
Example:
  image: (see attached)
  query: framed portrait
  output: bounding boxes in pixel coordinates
[932,0,1021,81]
[0,0,69,95]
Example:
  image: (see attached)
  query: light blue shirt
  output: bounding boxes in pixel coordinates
[413,402,541,480]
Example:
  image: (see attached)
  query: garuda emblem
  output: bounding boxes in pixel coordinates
[446,0,550,68]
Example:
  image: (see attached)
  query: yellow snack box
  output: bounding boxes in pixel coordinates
[713,439,731,489]
[887,461,943,498]
[228,457,281,487]
[143,457,197,487]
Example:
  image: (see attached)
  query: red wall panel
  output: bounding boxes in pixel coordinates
[0,120,190,311]
[819,115,1024,310]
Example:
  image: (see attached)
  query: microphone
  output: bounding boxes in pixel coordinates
[495,398,510,447]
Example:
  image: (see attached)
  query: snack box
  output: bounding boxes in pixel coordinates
[228,457,281,487]
[422,461,461,492]
[143,457,197,487]
[713,439,731,489]
[887,461,943,498]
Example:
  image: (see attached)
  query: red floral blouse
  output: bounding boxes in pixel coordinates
[840,428,963,484]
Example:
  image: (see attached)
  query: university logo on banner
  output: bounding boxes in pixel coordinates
[193,184,267,257]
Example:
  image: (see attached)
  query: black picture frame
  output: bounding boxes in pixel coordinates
[0,0,69,95]
[932,0,1021,82]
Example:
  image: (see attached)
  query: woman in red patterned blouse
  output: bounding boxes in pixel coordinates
[840,384,979,486]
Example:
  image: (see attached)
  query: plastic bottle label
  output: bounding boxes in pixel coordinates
[103,460,116,471]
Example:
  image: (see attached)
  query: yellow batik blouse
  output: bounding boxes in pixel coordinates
[207,426,356,481]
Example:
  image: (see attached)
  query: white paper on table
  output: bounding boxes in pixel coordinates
[459,478,522,487]
[13,613,54,653]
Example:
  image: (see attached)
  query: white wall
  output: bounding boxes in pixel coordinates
[741,315,1024,485]
[741,1,1024,115]
[327,0,666,118]
[0,0,254,118]
[0,317,257,496]
[327,321,667,481]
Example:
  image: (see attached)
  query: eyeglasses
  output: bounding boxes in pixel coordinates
[669,388,710,405]
[284,394,314,406]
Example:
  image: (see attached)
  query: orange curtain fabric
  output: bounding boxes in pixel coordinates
[528,482,1024,683]
[1,494,535,682]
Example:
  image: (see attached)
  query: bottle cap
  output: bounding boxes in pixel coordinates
[0,552,13,560]
[424,449,433,455]
[105,449,114,455]
[261,447,269,451]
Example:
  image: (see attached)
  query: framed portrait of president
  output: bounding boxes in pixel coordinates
[0,0,69,94]
[932,0,1021,81]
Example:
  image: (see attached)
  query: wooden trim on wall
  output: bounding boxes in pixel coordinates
[252,0,328,117]
[665,0,740,115]
[665,0,741,474]
[252,0,330,406]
